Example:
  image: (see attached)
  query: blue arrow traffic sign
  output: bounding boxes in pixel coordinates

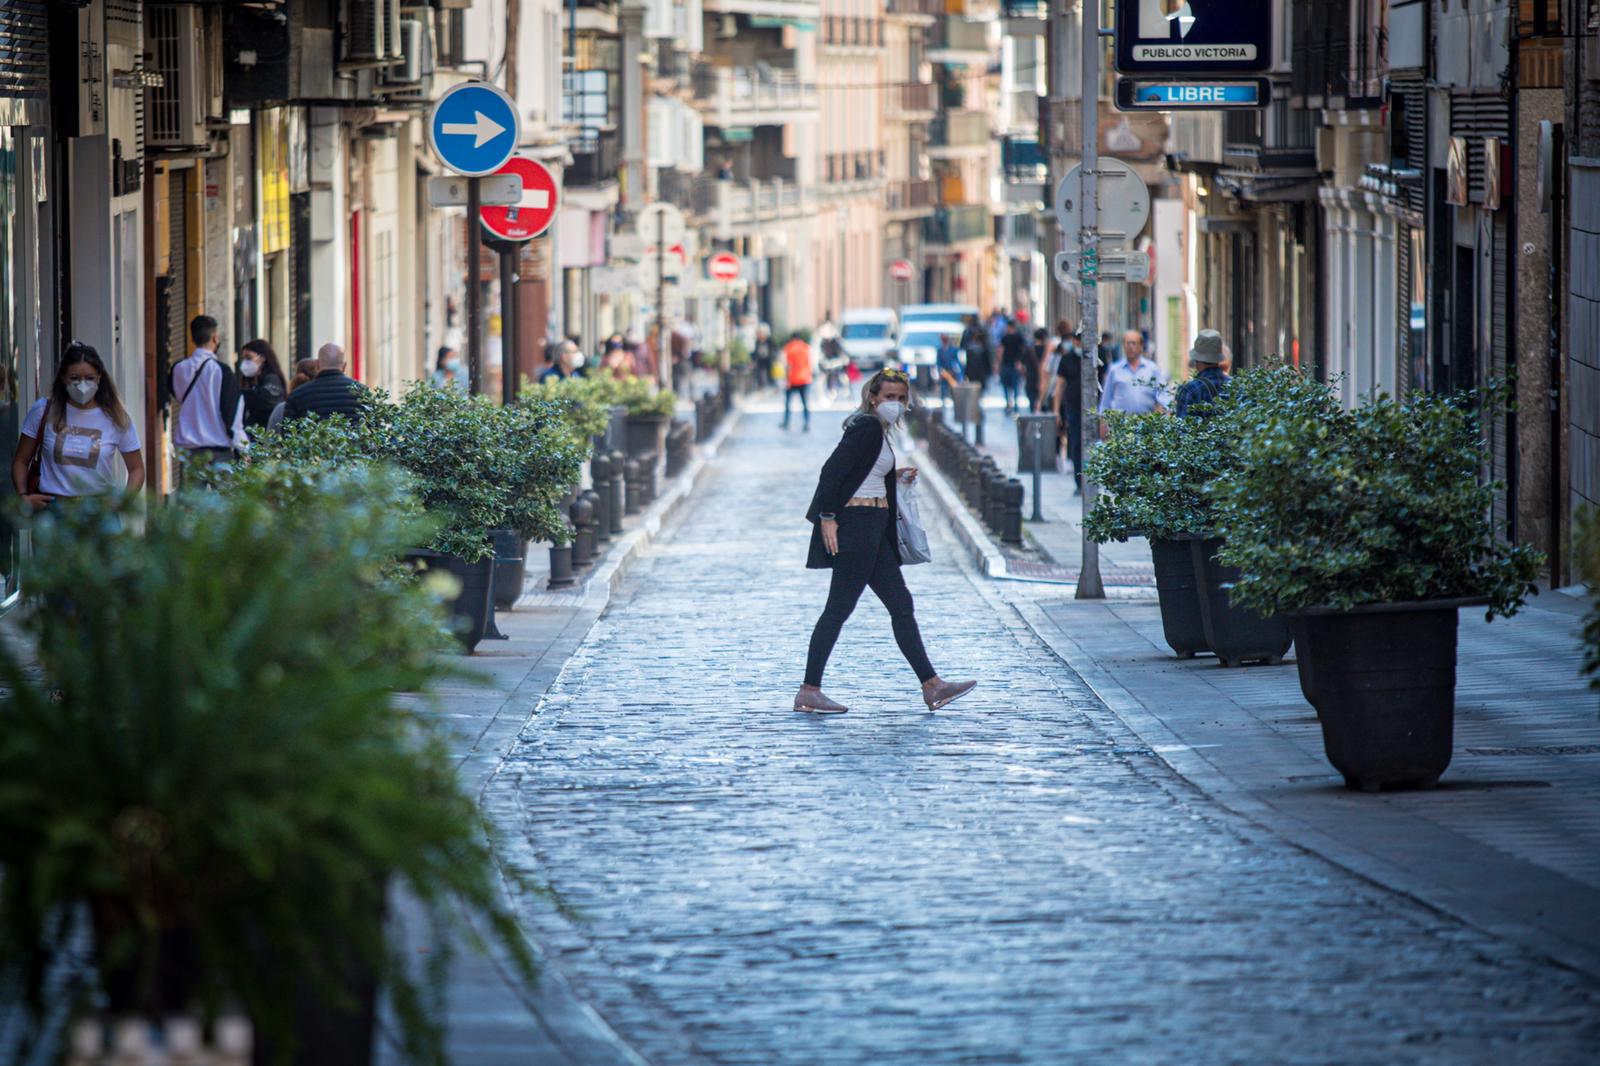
[427,82,520,178]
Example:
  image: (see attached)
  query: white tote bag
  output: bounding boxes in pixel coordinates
[896,476,932,565]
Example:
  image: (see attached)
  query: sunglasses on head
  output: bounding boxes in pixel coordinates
[880,368,909,383]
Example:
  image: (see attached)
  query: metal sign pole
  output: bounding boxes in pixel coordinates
[467,176,483,396]
[656,212,670,394]
[500,245,518,405]
[1077,6,1106,600]
[1031,421,1044,522]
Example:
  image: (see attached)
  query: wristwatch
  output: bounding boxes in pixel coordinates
[818,512,836,521]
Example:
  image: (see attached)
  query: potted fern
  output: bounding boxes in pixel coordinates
[1212,388,1543,789]
[0,468,538,1063]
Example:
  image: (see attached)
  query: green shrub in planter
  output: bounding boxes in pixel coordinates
[1212,389,1542,620]
[485,396,586,545]
[611,375,677,418]
[1084,362,1339,544]
[728,338,751,368]
[1083,411,1212,543]
[519,376,612,452]
[0,467,537,1063]
[1574,506,1600,694]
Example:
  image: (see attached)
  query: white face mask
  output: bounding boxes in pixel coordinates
[876,400,905,424]
[238,358,261,378]
[67,379,99,405]
[571,353,586,369]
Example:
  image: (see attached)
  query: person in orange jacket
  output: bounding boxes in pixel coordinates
[782,332,815,431]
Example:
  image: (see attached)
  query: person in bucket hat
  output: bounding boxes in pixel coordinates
[1174,329,1230,419]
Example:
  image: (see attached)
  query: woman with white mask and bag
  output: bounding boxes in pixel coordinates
[796,367,976,716]
[11,341,144,512]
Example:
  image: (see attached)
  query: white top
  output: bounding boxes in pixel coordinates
[23,398,141,497]
[171,349,245,449]
[850,435,895,500]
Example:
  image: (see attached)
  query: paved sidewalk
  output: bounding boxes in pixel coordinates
[929,398,1155,587]
[482,407,1600,1065]
[1017,590,1600,981]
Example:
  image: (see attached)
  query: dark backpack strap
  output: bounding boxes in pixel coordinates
[179,357,213,406]
[216,362,240,433]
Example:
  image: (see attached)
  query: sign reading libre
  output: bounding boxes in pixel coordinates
[1115,0,1272,75]
[1115,77,1269,111]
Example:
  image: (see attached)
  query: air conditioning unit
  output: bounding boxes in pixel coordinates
[342,0,400,64]
[380,17,433,95]
[145,4,208,149]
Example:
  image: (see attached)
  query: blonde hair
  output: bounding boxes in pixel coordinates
[845,367,916,429]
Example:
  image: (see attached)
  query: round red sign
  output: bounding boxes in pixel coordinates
[709,252,741,283]
[889,259,914,281]
[480,156,559,242]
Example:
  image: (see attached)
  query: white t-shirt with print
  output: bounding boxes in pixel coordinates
[22,398,141,497]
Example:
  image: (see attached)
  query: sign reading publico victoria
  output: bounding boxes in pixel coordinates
[1115,0,1272,75]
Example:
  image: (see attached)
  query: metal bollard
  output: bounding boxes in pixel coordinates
[608,450,627,532]
[1002,478,1024,544]
[590,456,612,543]
[580,488,603,553]
[570,493,596,567]
[623,458,645,515]
[645,451,661,504]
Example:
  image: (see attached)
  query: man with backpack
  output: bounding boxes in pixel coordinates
[170,315,244,476]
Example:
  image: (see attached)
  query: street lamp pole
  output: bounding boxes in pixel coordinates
[1076,4,1106,600]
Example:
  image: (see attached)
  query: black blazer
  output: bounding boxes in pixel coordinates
[804,415,900,570]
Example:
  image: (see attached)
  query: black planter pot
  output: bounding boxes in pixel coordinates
[1294,597,1483,791]
[624,413,670,459]
[1287,615,1318,707]
[1189,536,1293,667]
[490,530,528,610]
[1149,537,1209,658]
[406,549,495,652]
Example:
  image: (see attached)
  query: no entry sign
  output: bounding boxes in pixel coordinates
[889,259,914,281]
[709,252,741,283]
[480,156,559,242]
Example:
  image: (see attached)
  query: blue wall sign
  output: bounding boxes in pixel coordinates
[1114,77,1270,111]
[1115,0,1274,74]
[427,82,520,178]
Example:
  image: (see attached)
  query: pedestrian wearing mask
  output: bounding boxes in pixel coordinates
[236,339,287,432]
[797,367,976,715]
[432,346,465,390]
[170,315,245,471]
[12,341,144,510]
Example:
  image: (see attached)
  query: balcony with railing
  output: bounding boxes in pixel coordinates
[1222,101,1318,172]
[566,129,621,187]
[823,150,885,189]
[702,0,821,20]
[927,17,990,64]
[885,80,938,120]
[885,0,940,20]
[1001,136,1046,201]
[1001,0,1047,34]
[691,63,817,127]
[928,110,991,158]
[692,175,810,228]
[821,14,885,49]
[886,177,936,219]
[923,204,992,248]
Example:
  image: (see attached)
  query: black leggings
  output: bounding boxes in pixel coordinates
[804,506,936,687]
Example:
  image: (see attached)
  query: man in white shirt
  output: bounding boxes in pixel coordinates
[1097,329,1168,436]
[170,315,245,474]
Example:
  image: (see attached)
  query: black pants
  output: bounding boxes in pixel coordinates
[783,384,810,426]
[804,506,936,687]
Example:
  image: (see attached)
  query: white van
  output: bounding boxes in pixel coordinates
[899,303,980,333]
[896,320,966,375]
[838,308,899,370]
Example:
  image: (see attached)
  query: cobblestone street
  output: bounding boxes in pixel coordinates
[485,406,1600,1065]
